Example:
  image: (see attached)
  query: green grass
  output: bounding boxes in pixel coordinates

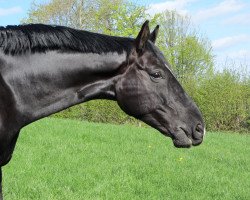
[2,118,250,200]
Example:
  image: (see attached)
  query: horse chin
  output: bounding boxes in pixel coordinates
[173,138,192,148]
[139,113,193,148]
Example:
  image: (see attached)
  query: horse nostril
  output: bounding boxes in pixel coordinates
[195,124,203,133]
[193,124,203,139]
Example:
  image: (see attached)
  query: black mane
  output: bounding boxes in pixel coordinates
[0,24,133,55]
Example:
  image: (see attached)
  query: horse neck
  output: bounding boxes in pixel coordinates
[2,50,128,125]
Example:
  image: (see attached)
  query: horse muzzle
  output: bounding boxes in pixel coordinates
[171,124,205,148]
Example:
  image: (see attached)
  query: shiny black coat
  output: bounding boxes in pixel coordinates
[0,21,205,199]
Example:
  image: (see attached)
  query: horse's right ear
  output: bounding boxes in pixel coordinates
[135,20,150,54]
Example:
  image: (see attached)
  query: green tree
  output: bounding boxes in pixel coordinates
[196,67,250,131]
[22,0,147,36]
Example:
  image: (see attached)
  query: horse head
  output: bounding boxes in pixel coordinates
[116,21,205,148]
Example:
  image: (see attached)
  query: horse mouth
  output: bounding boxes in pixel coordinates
[168,127,203,148]
[149,124,192,148]
[139,112,203,148]
[164,128,192,148]
[159,126,203,148]
[173,138,192,148]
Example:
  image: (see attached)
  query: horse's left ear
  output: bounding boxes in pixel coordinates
[135,20,150,53]
[149,25,159,44]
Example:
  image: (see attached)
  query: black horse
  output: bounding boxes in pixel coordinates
[0,21,205,199]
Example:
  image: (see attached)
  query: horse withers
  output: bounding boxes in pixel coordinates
[0,21,205,199]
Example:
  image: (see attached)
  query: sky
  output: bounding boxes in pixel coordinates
[0,0,249,72]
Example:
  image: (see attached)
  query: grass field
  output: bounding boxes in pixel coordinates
[2,118,250,200]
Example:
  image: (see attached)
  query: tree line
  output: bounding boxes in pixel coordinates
[23,0,250,132]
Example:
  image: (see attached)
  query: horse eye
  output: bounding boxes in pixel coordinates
[151,72,162,79]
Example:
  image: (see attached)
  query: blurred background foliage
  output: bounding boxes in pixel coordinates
[22,0,250,132]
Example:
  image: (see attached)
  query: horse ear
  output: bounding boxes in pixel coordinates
[135,20,150,53]
[149,25,159,44]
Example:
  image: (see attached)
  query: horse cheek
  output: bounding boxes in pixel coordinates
[116,73,159,116]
